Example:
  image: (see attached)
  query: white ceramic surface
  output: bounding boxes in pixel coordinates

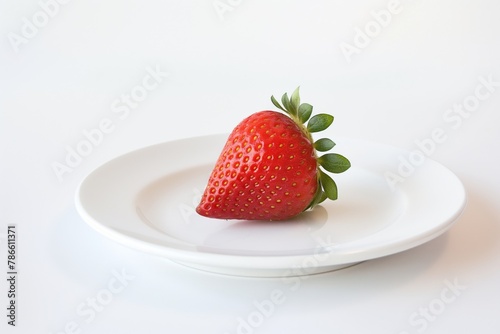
[75,135,466,277]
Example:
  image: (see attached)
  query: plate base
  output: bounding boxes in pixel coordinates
[169,259,363,278]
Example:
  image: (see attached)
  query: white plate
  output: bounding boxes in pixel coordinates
[75,134,466,277]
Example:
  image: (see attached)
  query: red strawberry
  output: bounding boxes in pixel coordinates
[196,88,350,221]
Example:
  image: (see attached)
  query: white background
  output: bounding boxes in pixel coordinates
[1,0,500,333]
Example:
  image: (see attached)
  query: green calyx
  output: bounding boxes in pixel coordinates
[270,87,351,210]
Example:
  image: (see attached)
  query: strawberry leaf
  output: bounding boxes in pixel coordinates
[271,95,287,113]
[319,153,351,173]
[319,170,338,200]
[307,114,334,133]
[290,87,301,113]
[318,192,328,204]
[298,103,313,124]
[314,138,335,152]
[305,180,325,210]
[281,93,295,116]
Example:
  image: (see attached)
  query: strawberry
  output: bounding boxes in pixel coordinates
[196,88,351,221]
